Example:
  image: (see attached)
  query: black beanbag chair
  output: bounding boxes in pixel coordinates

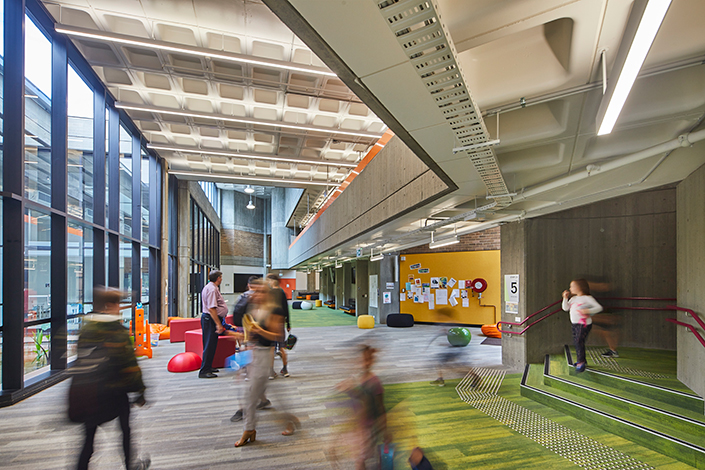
[292,301,303,310]
[387,313,414,328]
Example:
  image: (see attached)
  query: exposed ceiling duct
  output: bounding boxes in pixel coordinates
[376,0,512,207]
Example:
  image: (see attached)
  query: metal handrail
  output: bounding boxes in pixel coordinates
[666,318,705,349]
[498,297,677,336]
[667,305,705,332]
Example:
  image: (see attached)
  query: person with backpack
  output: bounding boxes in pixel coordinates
[69,288,150,470]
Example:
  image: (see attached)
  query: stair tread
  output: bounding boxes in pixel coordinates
[566,346,697,395]
[550,354,705,422]
[526,364,705,449]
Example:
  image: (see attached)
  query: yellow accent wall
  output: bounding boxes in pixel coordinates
[399,250,500,325]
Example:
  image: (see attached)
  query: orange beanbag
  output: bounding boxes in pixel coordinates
[167,316,181,327]
[481,323,502,338]
[150,323,171,340]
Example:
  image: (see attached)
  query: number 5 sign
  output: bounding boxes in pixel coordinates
[504,275,519,314]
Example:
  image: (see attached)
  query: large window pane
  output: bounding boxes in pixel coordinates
[141,245,149,319]
[141,150,149,243]
[119,126,132,237]
[67,222,84,316]
[25,209,51,322]
[0,0,4,192]
[67,66,94,221]
[119,239,132,326]
[24,16,52,206]
[25,323,50,378]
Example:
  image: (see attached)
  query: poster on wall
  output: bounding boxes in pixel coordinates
[439,277,448,288]
[504,274,519,314]
[419,268,430,274]
[462,298,469,308]
[386,282,395,290]
[451,289,459,299]
[448,278,457,288]
[430,277,440,289]
[414,278,422,287]
[450,296,458,307]
[383,292,391,304]
[459,280,466,289]
[435,289,448,305]
[461,290,468,299]
[400,293,406,302]
[408,274,414,283]
[369,274,379,308]
[410,263,421,270]
[428,296,435,309]
[408,291,413,299]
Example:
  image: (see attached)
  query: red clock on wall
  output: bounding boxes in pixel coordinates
[471,278,487,293]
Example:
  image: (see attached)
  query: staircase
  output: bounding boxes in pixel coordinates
[521,347,705,469]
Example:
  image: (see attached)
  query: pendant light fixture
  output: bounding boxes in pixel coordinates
[244,185,255,194]
[247,198,255,210]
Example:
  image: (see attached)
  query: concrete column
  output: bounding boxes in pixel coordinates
[177,180,191,317]
[271,187,289,269]
[335,266,345,309]
[355,260,369,315]
[160,163,169,323]
[500,221,528,371]
[378,255,400,324]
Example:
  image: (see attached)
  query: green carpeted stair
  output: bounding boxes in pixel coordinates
[520,347,705,469]
[289,305,357,327]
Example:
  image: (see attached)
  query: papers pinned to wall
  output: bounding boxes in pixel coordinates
[461,298,469,308]
[451,289,459,299]
[448,278,457,288]
[428,296,435,309]
[435,289,448,305]
[458,280,466,289]
[430,277,440,289]
[449,296,458,307]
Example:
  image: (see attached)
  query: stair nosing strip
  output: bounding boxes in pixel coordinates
[545,355,705,429]
[521,365,705,454]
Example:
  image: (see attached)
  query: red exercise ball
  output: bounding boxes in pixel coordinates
[168,352,202,373]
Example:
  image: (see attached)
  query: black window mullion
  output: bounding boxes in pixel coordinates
[93,91,106,226]
[50,32,68,372]
[131,135,140,242]
[108,107,119,233]
[2,0,26,391]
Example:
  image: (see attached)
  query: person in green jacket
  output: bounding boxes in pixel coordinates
[69,288,149,470]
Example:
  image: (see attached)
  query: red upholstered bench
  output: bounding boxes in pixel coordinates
[184,330,238,369]
[170,318,201,343]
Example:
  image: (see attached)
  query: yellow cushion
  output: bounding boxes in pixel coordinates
[357,315,374,329]
[315,299,323,307]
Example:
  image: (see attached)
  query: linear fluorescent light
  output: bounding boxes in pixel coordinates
[429,237,459,249]
[147,144,358,168]
[335,262,343,269]
[55,25,336,77]
[452,139,500,154]
[168,170,339,187]
[116,103,383,139]
[370,253,384,262]
[596,0,672,136]
[486,193,516,199]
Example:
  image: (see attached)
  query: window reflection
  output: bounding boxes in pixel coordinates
[67,66,94,221]
[25,208,51,322]
[24,15,52,206]
[119,126,132,236]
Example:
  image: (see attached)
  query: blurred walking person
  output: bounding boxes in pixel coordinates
[68,288,150,470]
[266,273,291,378]
[235,280,287,447]
[562,279,603,372]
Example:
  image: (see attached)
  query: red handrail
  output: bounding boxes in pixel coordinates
[666,318,705,349]
[498,297,677,336]
[668,305,705,332]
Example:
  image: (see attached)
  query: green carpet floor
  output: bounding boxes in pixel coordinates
[289,305,357,327]
[382,375,694,469]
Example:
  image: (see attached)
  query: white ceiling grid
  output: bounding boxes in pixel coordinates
[43,0,386,224]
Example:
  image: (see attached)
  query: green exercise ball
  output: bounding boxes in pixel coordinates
[447,327,471,347]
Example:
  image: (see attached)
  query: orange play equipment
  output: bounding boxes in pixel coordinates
[481,323,502,338]
[134,304,153,358]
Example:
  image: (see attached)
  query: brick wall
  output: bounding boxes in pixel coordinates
[221,228,264,258]
[401,226,500,255]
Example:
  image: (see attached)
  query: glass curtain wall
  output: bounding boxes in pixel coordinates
[189,199,220,317]
[1,3,164,397]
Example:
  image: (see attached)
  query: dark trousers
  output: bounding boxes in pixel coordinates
[571,323,593,365]
[78,401,131,470]
[200,314,219,374]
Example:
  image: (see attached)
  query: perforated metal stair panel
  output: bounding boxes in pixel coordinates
[586,348,673,380]
[456,368,654,470]
[376,0,512,207]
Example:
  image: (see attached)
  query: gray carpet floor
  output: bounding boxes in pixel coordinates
[0,323,503,469]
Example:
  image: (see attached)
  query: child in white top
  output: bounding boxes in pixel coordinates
[562,279,603,372]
